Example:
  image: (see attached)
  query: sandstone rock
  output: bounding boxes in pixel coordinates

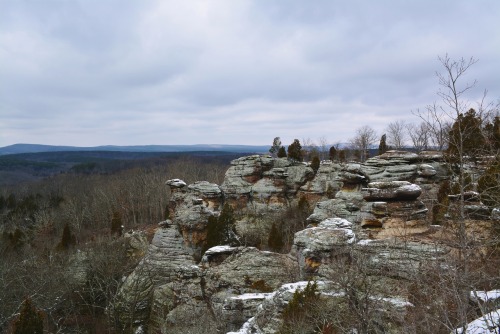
[204,247,299,292]
[165,178,187,188]
[360,199,428,230]
[492,208,500,221]
[355,238,449,279]
[418,164,437,177]
[221,155,315,213]
[112,222,196,330]
[299,161,343,197]
[228,281,330,334]
[362,181,422,201]
[123,230,149,259]
[293,218,355,277]
[221,293,270,332]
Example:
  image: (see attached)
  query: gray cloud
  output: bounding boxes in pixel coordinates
[1,0,499,147]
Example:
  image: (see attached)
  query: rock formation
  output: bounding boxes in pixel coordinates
[112,150,497,333]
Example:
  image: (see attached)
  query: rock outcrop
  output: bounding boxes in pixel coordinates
[112,150,500,333]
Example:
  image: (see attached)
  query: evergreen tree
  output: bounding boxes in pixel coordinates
[447,108,486,162]
[338,149,346,163]
[287,139,303,161]
[203,204,238,253]
[268,223,284,252]
[329,146,337,161]
[111,211,123,236]
[477,157,500,207]
[310,155,320,173]
[378,134,389,155]
[13,298,44,334]
[58,223,76,250]
[277,146,287,158]
[484,116,500,152]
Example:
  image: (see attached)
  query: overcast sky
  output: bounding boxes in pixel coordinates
[1,0,499,147]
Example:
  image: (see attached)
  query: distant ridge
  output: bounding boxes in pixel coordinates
[0,143,270,155]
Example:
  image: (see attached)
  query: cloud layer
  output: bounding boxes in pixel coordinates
[1,0,499,147]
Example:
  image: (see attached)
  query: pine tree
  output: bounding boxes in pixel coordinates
[447,108,486,162]
[203,204,238,253]
[310,155,320,173]
[277,146,287,158]
[268,223,284,252]
[338,149,346,163]
[58,223,76,250]
[329,146,337,161]
[378,134,389,155]
[111,210,123,236]
[13,298,44,334]
[287,139,303,161]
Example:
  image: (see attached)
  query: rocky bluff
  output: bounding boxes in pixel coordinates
[113,151,494,333]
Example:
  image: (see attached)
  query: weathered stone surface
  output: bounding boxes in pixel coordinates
[355,238,449,279]
[359,200,428,228]
[221,155,317,213]
[418,164,437,177]
[165,178,187,188]
[362,181,422,201]
[294,218,355,252]
[492,208,500,221]
[166,180,223,254]
[112,221,196,330]
[116,153,479,333]
[300,161,343,196]
[123,230,149,259]
[203,247,299,292]
[228,281,413,334]
[307,189,365,224]
[228,281,330,334]
[222,293,270,332]
[293,218,355,277]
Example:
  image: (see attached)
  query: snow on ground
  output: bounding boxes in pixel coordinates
[471,290,500,303]
[454,309,500,334]
[204,245,237,255]
[230,293,270,301]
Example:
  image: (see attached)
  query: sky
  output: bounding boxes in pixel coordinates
[1,0,499,147]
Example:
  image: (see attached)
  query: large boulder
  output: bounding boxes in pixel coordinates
[147,246,299,333]
[362,181,422,201]
[293,218,355,277]
[166,179,223,254]
[112,220,196,331]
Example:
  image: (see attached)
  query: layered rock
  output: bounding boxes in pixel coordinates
[167,179,223,256]
[147,246,299,333]
[112,220,196,330]
[113,151,466,333]
[362,181,422,201]
[293,218,355,277]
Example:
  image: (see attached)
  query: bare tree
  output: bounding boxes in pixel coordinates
[385,120,407,149]
[350,125,377,162]
[317,136,329,161]
[301,137,317,162]
[406,122,429,152]
[414,55,500,332]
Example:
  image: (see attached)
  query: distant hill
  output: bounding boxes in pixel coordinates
[0,143,270,155]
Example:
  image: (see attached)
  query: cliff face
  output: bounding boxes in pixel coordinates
[112,151,497,333]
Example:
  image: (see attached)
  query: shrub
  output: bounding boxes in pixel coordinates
[57,223,76,250]
[203,204,238,253]
[268,223,284,252]
[13,298,44,334]
[310,156,320,174]
[287,139,303,162]
[277,146,287,158]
